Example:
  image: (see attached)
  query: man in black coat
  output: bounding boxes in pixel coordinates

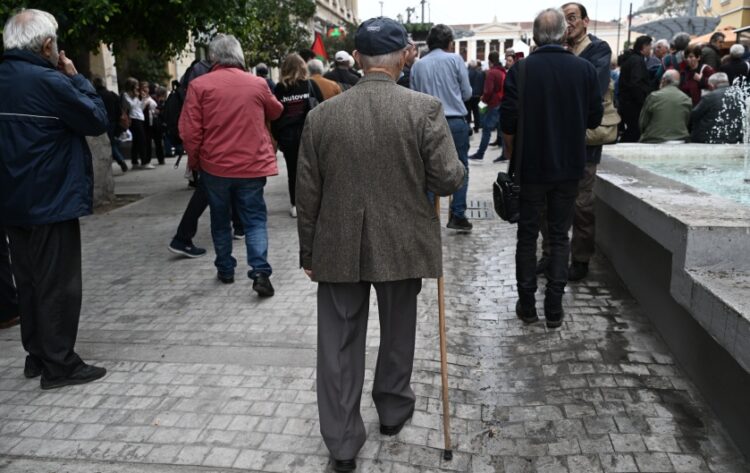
[619,35,654,142]
[691,73,744,144]
[720,44,749,86]
[501,8,602,329]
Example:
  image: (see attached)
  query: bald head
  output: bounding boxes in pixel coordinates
[661,69,680,88]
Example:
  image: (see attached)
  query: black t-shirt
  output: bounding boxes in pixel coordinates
[272,80,323,140]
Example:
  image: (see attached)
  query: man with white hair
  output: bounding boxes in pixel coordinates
[297,17,464,472]
[720,44,750,86]
[0,9,109,389]
[500,8,602,329]
[638,69,692,143]
[308,58,342,100]
[691,72,744,144]
[179,34,283,296]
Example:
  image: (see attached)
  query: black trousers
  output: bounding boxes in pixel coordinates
[465,96,481,129]
[174,181,244,245]
[0,227,18,322]
[146,125,165,164]
[278,137,300,206]
[130,119,149,165]
[5,220,84,378]
[516,180,578,307]
[619,104,642,143]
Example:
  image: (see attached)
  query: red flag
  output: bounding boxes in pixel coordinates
[311,32,328,61]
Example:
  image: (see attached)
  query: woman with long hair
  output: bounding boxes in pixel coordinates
[272,53,323,217]
[122,77,152,169]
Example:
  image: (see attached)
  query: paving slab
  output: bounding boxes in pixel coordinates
[0,138,748,472]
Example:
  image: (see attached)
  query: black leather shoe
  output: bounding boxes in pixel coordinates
[332,458,356,472]
[545,308,565,329]
[24,356,42,379]
[217,273,234,284]
[447,215,473,232]
[252,274,274,297]
[515,300,539,324]
[380,408,414,436]
[40,363,106,390]
[568,261,589,281]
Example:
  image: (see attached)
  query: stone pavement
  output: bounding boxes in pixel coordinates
[1,134,748,473]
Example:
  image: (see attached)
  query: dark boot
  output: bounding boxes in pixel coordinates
[568,261,589,282]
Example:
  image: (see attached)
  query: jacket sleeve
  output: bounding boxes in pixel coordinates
[481,69,496,104]
[634,60,653,105]
[53,74,108,136]
[500,66,518,135]
[296,113,322,270]
[589,41,613,96]
[639,95,653,133]
[265,83,284,121]
[587,66,604,129]
[178,83,203,170]
[421,100,465,196]
[457,58,473,101]
[690,93,709,129]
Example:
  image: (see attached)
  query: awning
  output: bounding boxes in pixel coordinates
[689,26,736,47]
[631,16,721,39]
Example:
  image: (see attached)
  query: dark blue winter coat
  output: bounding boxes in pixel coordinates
[500,45,603,184]
[0,49,108,225]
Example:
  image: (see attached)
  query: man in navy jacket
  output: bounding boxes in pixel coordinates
[500,8,602,329]
[0,9,108,389]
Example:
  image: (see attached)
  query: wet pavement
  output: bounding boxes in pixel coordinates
[0,134,748,472]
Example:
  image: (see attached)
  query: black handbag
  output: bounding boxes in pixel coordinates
[492,59,527,223]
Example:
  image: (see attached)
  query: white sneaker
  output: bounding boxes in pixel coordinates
[143,163,156,170]
[290,206,297,218]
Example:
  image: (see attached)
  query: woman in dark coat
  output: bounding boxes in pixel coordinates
[680,46,714,106]
[272,54,324,218]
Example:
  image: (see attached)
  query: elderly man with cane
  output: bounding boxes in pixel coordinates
[297,17,465,472]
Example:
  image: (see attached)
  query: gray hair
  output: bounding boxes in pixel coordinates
[708,72,729,88]
[661,69,680,87]
[672,32,691,51]
[533,9,567,47]
[3,9,57,53]
[730,44,745,59]
[654,39,669,49]
[208,34,245,69]
[307,58,325,75]
[359,48,407,71]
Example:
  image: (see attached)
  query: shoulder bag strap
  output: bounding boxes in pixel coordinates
[512,59,527,186]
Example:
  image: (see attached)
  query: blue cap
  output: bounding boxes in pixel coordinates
[355,17,408,55]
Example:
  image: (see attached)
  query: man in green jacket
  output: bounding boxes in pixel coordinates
[639,70,692,143]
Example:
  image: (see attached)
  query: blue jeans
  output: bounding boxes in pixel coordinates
[447,117,470,219]
[474,106,500,159]
[107,124,126,165]
[201,172,271,279]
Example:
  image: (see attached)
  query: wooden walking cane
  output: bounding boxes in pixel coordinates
[434,196,453,461]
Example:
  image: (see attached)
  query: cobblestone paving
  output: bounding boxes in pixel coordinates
[1,138,748,472]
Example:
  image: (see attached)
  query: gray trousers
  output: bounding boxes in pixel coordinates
[317,279,421,460]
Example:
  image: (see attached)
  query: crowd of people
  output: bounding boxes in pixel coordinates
[616,31,748,144]
[0,4,746,473]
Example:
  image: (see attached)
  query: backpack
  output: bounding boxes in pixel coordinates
[160,59,213,145]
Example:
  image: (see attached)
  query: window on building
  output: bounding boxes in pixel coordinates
[459,41,468,61]
[504,39,514,51]
[490,39,500,52]
[477,40,486,61]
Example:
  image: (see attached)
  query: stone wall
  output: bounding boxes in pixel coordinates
[86,133,115,206]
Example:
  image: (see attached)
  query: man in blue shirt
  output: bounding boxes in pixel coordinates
[411,24,474,231]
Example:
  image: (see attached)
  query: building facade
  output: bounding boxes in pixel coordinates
[698,0,750,29]
[450,18,624,66]
[314,0,358,33]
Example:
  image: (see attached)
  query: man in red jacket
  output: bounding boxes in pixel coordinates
[469,50,506,162]
[179,34,283,296]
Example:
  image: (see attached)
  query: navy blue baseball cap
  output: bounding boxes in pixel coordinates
[355,17,408,55]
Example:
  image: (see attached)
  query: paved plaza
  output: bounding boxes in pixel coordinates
[0,135,748,472]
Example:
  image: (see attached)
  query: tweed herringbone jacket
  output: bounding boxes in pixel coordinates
[296,73,465,283]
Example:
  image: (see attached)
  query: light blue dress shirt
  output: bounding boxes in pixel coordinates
[410,49,473,117]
